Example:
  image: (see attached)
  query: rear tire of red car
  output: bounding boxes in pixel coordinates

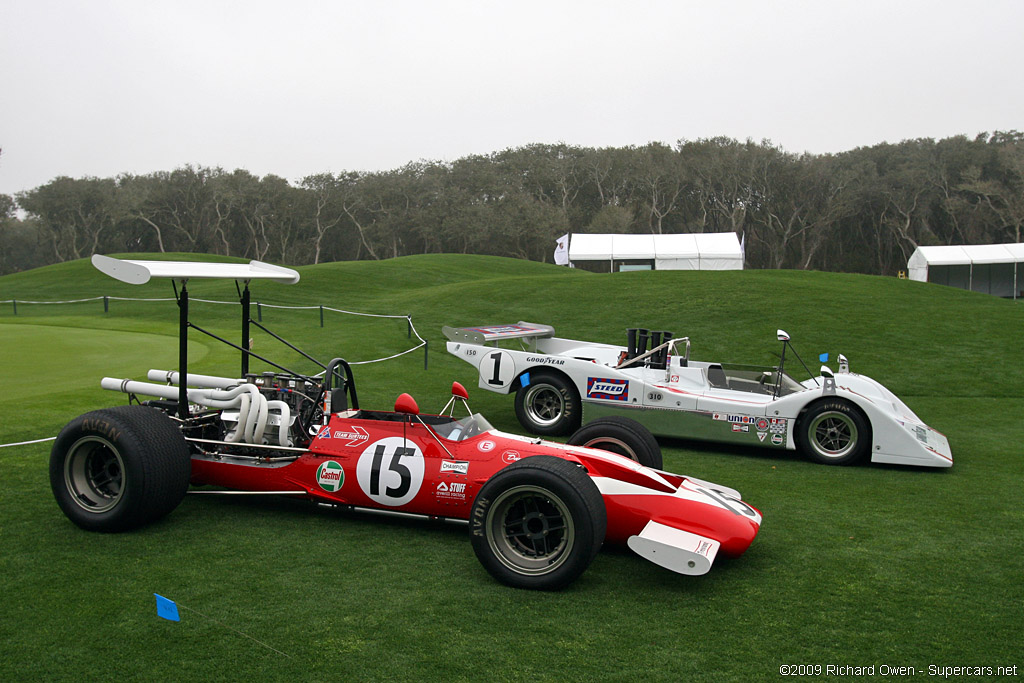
[796,399,871,465]
[514,371,581,436]
[567,416,663,469]
[470,456,606,590]
[50,405,192,532]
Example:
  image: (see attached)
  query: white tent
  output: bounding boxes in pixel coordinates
[907,243,1024,298]
[567,232,743,271]
[653,233,699,270]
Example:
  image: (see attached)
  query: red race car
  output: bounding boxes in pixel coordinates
[50,257,762,589]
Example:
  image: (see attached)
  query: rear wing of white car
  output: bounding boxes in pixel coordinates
[442,322,555,346]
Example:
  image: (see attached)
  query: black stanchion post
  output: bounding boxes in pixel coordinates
[320,305,324,328]
[257,302,262,322]
[241,284,251,377]
[177,281,189,420]
[12,300,16,315]
[103,296,109,313]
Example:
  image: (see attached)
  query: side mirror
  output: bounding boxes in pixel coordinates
[820,365,834,378]
[838,354,849,374]
[777,329,790,342]
[451,381,469,401]
[394,393,419,415]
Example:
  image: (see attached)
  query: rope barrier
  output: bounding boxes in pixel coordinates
[0,436,56,448]
[1,296,110,305]
[1,296,432,448]
[2,296,429,367]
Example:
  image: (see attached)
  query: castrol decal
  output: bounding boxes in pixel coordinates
[316,460,345,492]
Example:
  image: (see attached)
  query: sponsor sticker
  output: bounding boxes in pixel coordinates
[478,440,496,453]
[501,450,521,464]
[440,460,469,475]
[732,424,749,433]
[469,325,532,336]
[755,418,769,431]
[526,356,565,365]
[332,425,369,447]
[771,433,785,445]
[695,540,713,557]
[587,377,629,401]
[436,481,468,502]
[316,460,345,492]
[715,413,760,424]
[757,432,767,442]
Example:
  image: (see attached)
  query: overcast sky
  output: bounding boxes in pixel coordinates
[2,0,1021,198]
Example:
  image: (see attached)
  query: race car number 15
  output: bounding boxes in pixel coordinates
[356,437,425,506]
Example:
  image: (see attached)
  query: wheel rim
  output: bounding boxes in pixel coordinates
[523,384,565,428]
[486,485,575,576]
[64,436,125,513]
[807,411,858,459]
[579,436,639,462]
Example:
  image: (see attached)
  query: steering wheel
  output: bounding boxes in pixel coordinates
[461,419,482,439]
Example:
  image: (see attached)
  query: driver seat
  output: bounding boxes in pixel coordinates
[707,364,728,389]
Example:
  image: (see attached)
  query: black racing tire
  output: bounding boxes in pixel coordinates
[470,456,606,590]
[513,371,581,436]
[567,416,663,469]
[796,399,871,466]
[49,405,192,532]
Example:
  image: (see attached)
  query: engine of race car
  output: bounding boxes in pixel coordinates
[214,372,323,448]
[100,369,327,450]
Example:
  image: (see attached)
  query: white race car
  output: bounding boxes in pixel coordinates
[443,322,952,468]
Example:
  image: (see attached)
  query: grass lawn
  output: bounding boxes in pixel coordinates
[1,254,1022,681]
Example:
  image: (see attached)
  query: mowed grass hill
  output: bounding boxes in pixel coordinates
[1,254,1022,681]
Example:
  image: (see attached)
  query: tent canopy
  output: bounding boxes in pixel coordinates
[907,243,1023,298]
[568,232,743,271]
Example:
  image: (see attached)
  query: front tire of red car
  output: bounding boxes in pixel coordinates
[50,405,192,532]
[470,456,606,590]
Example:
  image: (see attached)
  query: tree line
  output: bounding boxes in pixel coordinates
[2,132,1022,277]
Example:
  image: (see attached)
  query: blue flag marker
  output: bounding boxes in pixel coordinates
[819,353,829,363]
[155,594,180,622]
[520,372,530,387]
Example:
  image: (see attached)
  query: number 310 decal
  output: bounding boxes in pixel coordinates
[356,437,425,506]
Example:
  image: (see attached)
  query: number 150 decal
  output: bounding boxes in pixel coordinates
[356,437,425,506]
